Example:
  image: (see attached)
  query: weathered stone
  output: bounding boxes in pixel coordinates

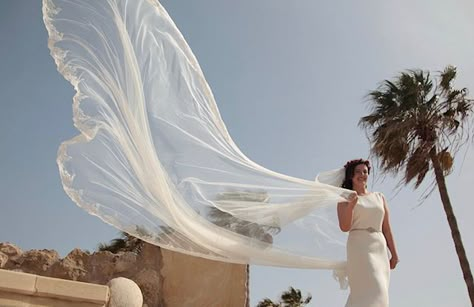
[48,249,89,281]
[0,243,23,269]
[137,243,161,267]
[160,248,247,307]
[134,268,161,307]
[85,251,118,283]
[0,243,23,257]
[114,252,138,273]
[0,241,248,307]
[108,277,143,307]
[0,252,8,268]
[17,249,59,274]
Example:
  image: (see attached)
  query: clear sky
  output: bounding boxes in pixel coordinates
[1,1,473,306]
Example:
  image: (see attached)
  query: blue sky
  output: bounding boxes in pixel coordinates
[1,1,474,306]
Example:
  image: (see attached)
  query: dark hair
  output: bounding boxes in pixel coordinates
[341,159,371,190]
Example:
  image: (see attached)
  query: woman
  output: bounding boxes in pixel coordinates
[337,159,399,307]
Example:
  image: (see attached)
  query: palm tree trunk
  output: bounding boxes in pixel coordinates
[430,150,474,305]
[245,264,250,307]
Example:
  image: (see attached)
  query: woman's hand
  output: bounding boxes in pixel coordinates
[347,192,358,208]
[390,256,399,270]
[337,193,358,232]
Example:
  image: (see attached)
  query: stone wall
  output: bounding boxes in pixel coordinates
[161,249,247,307]
[0,242,247,307]
[0,269,110,307]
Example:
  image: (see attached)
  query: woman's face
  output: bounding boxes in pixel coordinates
[352,163,369,187]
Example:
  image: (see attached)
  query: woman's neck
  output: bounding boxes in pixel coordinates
[353,186,369,196]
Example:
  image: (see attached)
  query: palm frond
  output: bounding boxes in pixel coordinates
[361,65,473,194]
[439,65,457,92]
[256,298,280,307]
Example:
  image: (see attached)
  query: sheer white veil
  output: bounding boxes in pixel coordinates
[43,0,352,286]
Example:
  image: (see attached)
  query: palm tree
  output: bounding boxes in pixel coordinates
[256,287,312,307]
[97,226,151,254]
[360,65,474,304]
[97,231,144,254]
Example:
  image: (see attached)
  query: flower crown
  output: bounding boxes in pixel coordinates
[343,159,371,171]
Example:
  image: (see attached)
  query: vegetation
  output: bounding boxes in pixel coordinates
[360,65,474,303]
[97,231,144,254]
[256,287,312,307]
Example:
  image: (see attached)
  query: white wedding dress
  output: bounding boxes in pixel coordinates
[346,192,390,307]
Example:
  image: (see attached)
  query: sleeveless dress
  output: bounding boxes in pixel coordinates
[345,192,390,307]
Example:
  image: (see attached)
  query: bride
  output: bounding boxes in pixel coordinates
[337,159,399,307]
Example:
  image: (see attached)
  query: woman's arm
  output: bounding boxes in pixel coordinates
[337,193,358,232]
[381,193,399,269]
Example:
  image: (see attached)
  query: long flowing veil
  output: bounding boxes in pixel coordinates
[43,0,352,283]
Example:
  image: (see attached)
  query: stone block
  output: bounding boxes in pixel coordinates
[0,269,36,295]
[35,275,109,305]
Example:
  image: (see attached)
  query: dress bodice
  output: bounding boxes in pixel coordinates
[350,192,385,232]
